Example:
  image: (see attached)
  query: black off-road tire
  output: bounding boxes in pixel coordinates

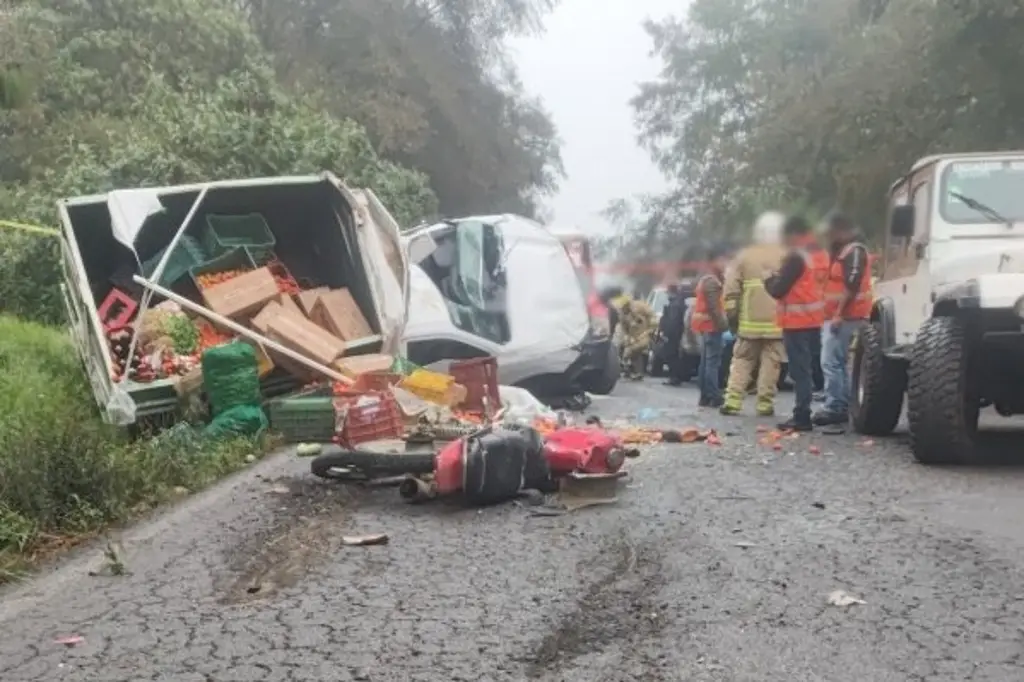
[850,322,906,436]
[906,316,979,465]
[311,447,436,480]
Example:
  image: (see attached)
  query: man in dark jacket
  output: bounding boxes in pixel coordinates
[660,283,688,386]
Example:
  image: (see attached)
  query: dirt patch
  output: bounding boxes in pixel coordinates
[524,533,668,678]
[217,477,356,604]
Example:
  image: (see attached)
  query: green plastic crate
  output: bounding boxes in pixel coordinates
[267,396,336,443]
[141,235,206,287]
[203,213,276,262]
[188,247,256,290]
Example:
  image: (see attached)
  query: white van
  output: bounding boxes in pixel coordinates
[401,215,619,397]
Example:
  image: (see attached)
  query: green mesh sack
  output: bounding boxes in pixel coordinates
[203,405,268,440]
[202,341,261,416]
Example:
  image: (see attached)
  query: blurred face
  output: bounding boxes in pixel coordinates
[828,225,853,243]
[712,255,729,271]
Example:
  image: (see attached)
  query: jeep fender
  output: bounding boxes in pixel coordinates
[870,298,897,349]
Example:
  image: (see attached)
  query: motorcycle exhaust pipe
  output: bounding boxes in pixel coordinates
[399,476,437,503]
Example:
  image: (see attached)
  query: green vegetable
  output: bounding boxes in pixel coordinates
[165,315,199,354]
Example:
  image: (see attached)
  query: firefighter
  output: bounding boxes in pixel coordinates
[619,298,656,380]
[814,211,872,426]
[764,215,830,431]
[721,211,787,416]
[690,244,732,407]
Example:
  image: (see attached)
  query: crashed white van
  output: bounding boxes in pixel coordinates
[58,173,408,425]
[401,215,619,397]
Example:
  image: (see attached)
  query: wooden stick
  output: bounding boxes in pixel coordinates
[132,275,354,385]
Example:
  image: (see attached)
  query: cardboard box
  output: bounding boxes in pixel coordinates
[277,292,303,318]
[265,309,347,366]
[240,339,275,377]
[297,287,328,316]
[250,299,304,334]
[202,267,279,319]
[311,288,373,341]
[264,329,317,382]
[334,353,393,379]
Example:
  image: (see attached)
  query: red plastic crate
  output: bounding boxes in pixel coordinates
[336,391,403,446]
[98,288,137,331]
[353,371,402,393]
[449,357,499,414]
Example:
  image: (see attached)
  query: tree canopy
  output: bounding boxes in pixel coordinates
[0,0,563,323]
[605,0,1024,274]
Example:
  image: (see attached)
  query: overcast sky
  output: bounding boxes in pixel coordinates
[509,0,682,234]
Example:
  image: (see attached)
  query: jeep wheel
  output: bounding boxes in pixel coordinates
[906,316,979,464]
[850,322,905,436]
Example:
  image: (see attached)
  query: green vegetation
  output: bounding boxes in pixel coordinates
[603,0,1024,269]
[0,0,562,573]
[0,315,271,579]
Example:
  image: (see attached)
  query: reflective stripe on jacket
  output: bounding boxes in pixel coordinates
[824,241,872,319]
[776,246,829,329]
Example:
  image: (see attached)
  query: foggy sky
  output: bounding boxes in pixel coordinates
[510,0,683,234]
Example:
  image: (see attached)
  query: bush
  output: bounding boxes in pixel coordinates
[0,314,269,575]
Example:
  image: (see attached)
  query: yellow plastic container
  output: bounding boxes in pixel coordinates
[400,368,455,404]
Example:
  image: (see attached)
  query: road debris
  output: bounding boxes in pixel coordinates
[341,533,389,547]
[557,471,626,511]
[827,590,866,606]
[54,635,84,648]
[88,540,129,577]
[812,502,826,509]
[733,540,757,548]
[296,443,322,457]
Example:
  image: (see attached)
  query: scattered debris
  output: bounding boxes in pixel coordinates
[341,533,389,547]
[55,635,83,648]
[827,590,866,607]
[812,502,826,510]
[296,443,322,457]
[733,540,756,548]
[89,540,129,577]
[821,425,845,435]
[808,445,821,455]
[859,439,875,447]
[557,471,626,511]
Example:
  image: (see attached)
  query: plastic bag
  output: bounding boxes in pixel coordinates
[202,342,261,416]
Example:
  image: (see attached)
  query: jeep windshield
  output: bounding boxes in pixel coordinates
[941,160,1024,224]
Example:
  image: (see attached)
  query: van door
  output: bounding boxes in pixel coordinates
[332,180,409,354]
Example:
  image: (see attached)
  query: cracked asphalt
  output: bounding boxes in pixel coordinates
[5,380,1024,680]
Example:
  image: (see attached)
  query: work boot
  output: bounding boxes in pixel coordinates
[812,410,847,426]
[706,397,724,409]
[755,403,774,417]
[719,404,741,416]
[777,416,812,432]
[664,379,683,387]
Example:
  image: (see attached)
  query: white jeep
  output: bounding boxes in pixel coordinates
[851,151,1024,464]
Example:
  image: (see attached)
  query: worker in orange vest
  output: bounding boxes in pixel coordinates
[764,215,830,431]
[814,211,872,427]
[690,244,733,407]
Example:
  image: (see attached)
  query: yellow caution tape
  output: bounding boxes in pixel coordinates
[0,219,59,236]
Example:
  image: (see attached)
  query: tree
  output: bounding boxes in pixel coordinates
[0,0,439,324]
[615,0,1024,265]
[238,0,564,217]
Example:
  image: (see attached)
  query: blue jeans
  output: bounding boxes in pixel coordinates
[821,319,860,416]
[698,332,724,404]
[783,329,818,422]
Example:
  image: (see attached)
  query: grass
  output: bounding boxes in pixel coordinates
[0,314,272,581]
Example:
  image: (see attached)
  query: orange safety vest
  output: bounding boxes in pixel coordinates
[690,273,722,333]
[824,241,873,319]
[776,243,829,330]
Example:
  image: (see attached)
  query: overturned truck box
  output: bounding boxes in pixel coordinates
[58,173,410,425]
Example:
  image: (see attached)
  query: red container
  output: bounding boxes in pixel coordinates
[336,391,403,447]
[98,288,137,331]
[352,371,402,393]
[449,357,499,414]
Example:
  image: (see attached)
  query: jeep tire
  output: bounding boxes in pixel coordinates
[850,321,905,435]
[906,316,979,464]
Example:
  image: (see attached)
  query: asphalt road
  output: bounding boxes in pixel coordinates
[4,381,1024,681]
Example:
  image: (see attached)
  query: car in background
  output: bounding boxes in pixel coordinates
[401,216,618,400]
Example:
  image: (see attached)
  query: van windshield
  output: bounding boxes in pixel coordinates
[941,160,1024,224]
[648,289,669,314]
